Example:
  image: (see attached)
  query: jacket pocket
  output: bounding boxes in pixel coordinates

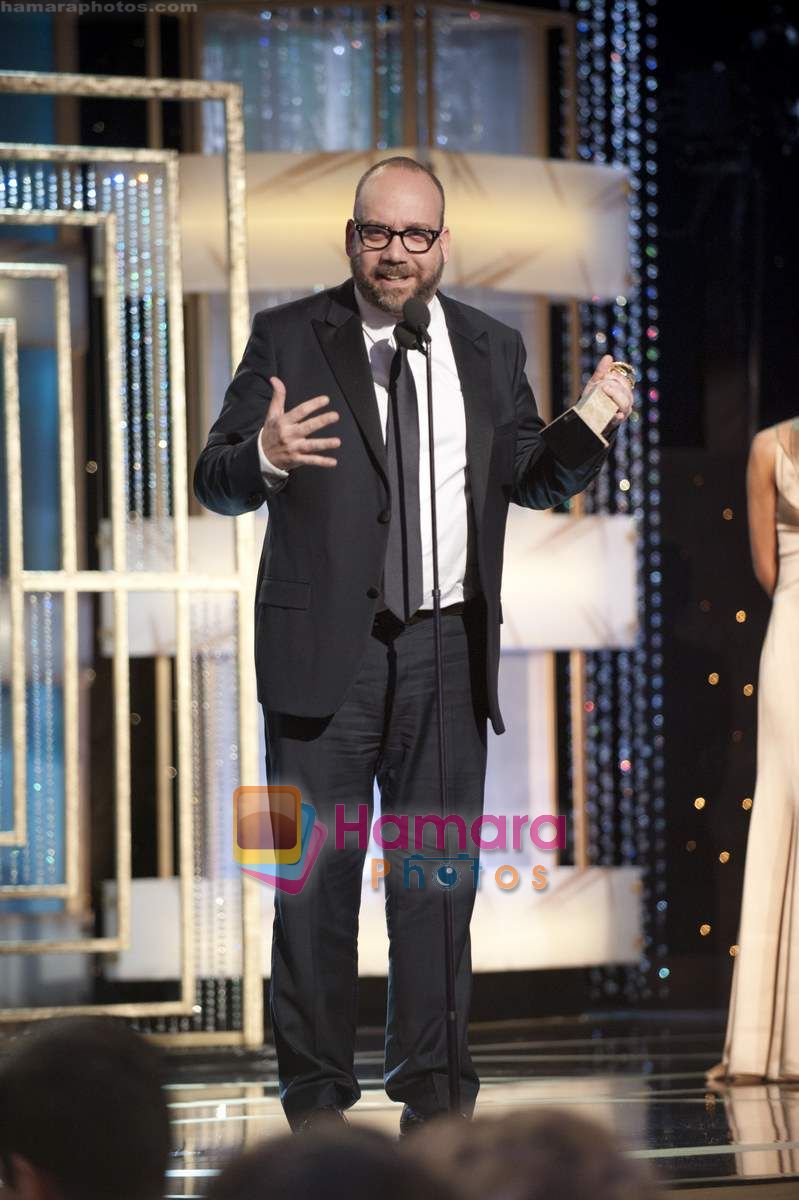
[258,577,311,609]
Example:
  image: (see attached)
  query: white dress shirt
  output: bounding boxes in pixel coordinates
[258,286,477,609]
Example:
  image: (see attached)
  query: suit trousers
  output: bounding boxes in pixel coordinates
[262,598,489,1126]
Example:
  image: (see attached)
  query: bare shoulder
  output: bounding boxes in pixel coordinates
[746,426,777,485]
[750,424,779,461]
[746,425,779,495]
[774,416,799,448]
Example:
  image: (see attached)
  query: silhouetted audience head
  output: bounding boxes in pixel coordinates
[206,1125,458,1200]
[0,1016,171,1200]
[408,1107,658,1200]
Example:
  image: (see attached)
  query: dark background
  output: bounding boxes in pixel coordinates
[651,0,799,1008]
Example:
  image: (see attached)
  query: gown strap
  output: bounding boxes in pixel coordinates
[775,421,799,527]
[777,420,799,467]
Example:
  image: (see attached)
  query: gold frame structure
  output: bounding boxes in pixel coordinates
[0,256,188,1006]
[0,215,111,912]
[0,143,193,903]
[0,261,83,901]
[0,218,192,1002]
[0,73,262,1047]
[0,265,81,876]
[0,317,24,848]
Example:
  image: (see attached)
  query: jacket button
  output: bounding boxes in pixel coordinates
[366,586,380,599]
[377,509,391,524]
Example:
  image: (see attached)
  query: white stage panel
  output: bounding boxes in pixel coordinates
[501,510,638,651]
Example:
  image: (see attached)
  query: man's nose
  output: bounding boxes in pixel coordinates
[379,238,407,261]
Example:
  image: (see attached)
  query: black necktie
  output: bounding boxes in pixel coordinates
[382,344,424,621]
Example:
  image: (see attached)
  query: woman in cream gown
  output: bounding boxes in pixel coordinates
[709,418,799,1083]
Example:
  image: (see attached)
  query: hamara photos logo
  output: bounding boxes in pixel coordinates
[233,787,565,896]
[233,786,328,895]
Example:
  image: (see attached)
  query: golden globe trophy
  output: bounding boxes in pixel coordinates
[574,360,636,445]
[540,360,636,469]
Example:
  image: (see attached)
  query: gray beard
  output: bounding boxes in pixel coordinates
[350,256,444,318]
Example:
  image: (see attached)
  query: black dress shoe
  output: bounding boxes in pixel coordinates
[294,1106,349,1133]
[398,1105,453,1138]
[399,1104,473,1139]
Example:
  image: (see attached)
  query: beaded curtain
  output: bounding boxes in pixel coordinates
[570,0,666,1003]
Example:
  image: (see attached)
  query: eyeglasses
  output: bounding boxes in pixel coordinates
[354,222,441,254]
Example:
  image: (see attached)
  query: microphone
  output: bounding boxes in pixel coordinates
[395,297,431,351]
[395,322,420,351]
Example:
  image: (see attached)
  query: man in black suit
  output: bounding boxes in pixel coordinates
[194,156,633,1134]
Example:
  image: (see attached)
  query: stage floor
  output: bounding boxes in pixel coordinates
[164,1013,799,1197]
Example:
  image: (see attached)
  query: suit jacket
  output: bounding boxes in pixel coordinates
[193,278,610,735]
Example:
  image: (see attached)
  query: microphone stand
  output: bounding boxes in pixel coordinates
[408,324,461,1115]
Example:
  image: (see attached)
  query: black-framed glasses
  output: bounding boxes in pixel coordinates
[354,222,441,254]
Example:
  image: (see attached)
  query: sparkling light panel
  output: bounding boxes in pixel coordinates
[432,9,539,154]
[572,0,667,1002]
[202,6,401,153]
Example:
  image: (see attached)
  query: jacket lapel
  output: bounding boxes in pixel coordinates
[312,281,495,513]
[312,279,388,485]
[438,290,494,524]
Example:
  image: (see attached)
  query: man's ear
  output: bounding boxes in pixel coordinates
[345,218,356,258]
[4,1153,61,1200]
[439,226,450,265]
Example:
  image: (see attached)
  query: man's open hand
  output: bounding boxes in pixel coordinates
[260,377,342,470]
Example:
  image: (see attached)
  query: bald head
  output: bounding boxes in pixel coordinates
[346,157,450,317]
[354,156,445,226]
